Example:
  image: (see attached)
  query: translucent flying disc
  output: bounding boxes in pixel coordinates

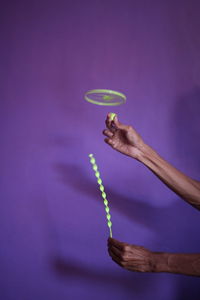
[84,89,126,106]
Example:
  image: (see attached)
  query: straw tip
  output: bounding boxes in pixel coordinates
[109,113,116,121]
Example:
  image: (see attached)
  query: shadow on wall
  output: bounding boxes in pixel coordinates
[51,90,200,298]
[51,256,156,294]
[54,163,174,229]
[173,86,200,169]
[54,163,199,252]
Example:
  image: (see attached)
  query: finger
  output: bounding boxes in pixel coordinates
[108,245,122,259]
[105,113,112,129]
[108,248,124,267]
[106,113,117,129]
[108,238,125,250]
[113,115,129,131]
[103,129,114,138]
[104,138,114,146]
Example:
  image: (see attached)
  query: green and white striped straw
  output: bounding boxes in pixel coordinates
[88,154,112,237]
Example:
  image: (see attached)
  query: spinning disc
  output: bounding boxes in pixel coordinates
[84,89,126,106]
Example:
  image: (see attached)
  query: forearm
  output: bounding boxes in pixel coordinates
[152,252,200,277]
[137,143,200,210]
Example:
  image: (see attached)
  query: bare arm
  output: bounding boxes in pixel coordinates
[108,238,200,277]
[103,114,200,210]
[139,143,200,210]
[153,251,200,277]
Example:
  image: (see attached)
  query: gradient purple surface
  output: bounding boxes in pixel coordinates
[1,1,200,299]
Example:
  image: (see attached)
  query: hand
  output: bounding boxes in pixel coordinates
[103,113,145,159]
[108,238,155,273]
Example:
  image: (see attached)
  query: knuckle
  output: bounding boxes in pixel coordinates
[112,143,117,149]
[122,244,130,252]
[121,248,129,261]
[120,261,127,267]
[120,253,125,260]
[124,245,130,252]
[121,254,128,262]
[120,245,131,261]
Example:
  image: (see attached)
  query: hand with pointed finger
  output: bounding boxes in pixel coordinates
[107,238,155,273]
[103,113,145,160]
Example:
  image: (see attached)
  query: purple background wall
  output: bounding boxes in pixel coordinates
[1,1,200,299]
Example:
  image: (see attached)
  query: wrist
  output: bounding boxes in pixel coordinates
[151,252,171,273]
[130,142,154,162]
[136,142,161,169]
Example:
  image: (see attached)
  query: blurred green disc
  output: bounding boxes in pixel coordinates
[84,89,126,106]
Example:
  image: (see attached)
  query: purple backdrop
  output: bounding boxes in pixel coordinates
[1,1,200,299]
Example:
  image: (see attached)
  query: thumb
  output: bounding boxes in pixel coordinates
[113,115,129,131]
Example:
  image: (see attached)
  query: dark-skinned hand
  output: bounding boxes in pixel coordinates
[108,237,155,273]
[103,113,144,160]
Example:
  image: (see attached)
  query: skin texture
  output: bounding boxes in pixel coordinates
[107,238,155,273]
[103,113,200,277]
